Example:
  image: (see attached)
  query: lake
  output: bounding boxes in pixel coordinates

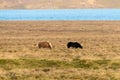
[0,9,120,20]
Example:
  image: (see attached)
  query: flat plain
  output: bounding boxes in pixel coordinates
[0,21,120,80]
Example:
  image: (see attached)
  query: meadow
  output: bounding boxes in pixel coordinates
[0,21,120,80]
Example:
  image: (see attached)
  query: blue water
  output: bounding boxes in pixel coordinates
[0,9,120,20]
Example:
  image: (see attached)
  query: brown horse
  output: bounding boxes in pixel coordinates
[37,41,52,49]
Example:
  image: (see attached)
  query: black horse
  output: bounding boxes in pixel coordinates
[67,42,83,49]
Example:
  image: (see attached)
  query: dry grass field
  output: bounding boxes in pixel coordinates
[0,21,120,80]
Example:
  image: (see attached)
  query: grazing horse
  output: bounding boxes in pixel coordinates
[67,42,83,49]
[37,41,52,49]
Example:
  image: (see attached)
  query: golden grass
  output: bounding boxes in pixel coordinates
[0,21,120,80]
